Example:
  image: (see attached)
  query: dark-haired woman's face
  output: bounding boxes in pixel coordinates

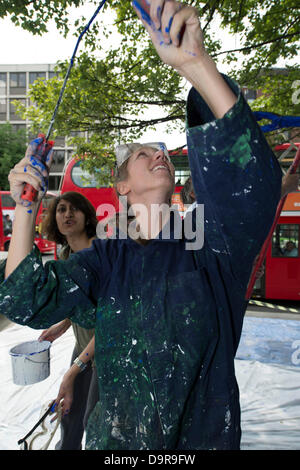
[56,199,86,238]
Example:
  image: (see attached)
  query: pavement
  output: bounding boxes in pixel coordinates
[246,306,300,321]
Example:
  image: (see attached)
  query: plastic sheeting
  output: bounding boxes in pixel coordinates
[0,315,300,450]
[0,321,75,450]
[236,316,300,450]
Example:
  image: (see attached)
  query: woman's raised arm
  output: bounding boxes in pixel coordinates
[5,136,53,278]
[133,0,237,119]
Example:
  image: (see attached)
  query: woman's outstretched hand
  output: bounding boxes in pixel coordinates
[38,319,72,343]
[133,0,237,119]
[8,135,54,208]
[132,0,205,73]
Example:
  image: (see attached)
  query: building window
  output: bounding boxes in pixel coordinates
[0,73,6,95]
[11,123,26,133]
[242,88,257,103]
[9,72,26,95]
[29,72,46,85]
[51,149,65,172]
[54,135,65,147]
[0,98,7,121]
[272,224,299,257]
[48,175,61,191]
[67,150,75,160]
[9,98,26,120]
[170,154,190,186]
[174,170,190,185]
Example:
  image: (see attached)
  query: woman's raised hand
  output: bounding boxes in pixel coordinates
[8,135,54,207]
[132,0,205,72]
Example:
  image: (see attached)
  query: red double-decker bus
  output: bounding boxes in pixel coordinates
[258,190,300,301]
[252,142,300,301]
[0,190,56,254]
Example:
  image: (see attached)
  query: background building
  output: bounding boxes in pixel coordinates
[0,64,78,192]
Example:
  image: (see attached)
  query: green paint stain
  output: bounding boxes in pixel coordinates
[230,129,252,169]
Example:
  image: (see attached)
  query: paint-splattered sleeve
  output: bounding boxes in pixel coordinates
[0,245,97,330]
[186,75,282,285]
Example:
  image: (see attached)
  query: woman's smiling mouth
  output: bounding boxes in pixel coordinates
[151,164,170,174]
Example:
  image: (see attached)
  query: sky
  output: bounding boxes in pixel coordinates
[0,4,103,64]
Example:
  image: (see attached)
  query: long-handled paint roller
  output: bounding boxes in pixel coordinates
[21,0,108,203]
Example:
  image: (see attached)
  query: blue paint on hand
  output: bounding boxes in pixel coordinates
[165,16,173,33]
[30,156,46,173]
[132,0,152,26]
[157,6,161,23]
[50,402,57,413]
[184,49,197,57]
[32,137,44,146]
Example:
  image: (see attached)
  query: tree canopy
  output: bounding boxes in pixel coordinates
[0,0,87,36]
[3,0,300,180]
[0,123,27,190]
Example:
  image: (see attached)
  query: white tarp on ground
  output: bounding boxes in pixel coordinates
[0,321,75,450]
[0,315,300,450]
[236,316,300,450]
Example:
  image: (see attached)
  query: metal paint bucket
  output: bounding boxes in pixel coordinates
[9,340,51,385]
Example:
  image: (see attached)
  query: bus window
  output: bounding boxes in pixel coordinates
[1,193,16,208]
[169,150,190,186]
[272,224,299,257]
[42,193,56,209]
[71,160,110,188]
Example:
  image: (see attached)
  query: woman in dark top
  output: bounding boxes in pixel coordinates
[39,192,98,449]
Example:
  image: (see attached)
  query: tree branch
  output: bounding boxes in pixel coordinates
[212,31,300,57]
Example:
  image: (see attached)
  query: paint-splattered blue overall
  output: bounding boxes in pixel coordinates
[0,77,282,449]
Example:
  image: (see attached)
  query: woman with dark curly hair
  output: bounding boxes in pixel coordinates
[38,191,99,450]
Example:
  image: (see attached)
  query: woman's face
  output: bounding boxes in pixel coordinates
[120,146,175,202]
[56,199,86,238]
